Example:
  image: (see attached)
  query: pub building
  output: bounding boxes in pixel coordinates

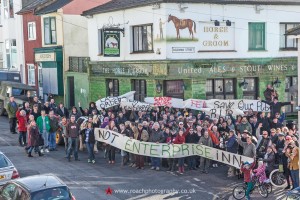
[65,0,300,115]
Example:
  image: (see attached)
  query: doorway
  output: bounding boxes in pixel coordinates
[68,77,75,107]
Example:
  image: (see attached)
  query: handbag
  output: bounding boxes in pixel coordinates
[38,134,44,146]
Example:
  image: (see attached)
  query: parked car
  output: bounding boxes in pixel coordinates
[0,81,37,116]
[286,187,300,200]
[0,152,19,186]
[0,174,76,200]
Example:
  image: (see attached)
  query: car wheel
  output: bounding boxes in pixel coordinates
[56,131,64,145]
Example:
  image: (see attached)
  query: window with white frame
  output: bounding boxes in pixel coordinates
[27,64,35,86]
[44,17,56,45]
[280,23,300,50]
[3,0,8,19]
[28,22,36,40]
[132,24,153,52]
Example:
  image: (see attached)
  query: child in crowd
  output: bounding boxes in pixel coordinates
[240,160,256,200]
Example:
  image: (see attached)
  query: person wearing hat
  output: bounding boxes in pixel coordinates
[272,132,285,164]
[262,146,275,177]
[237,117,252,136]
[256,130,270,159]
[240,160,256,200]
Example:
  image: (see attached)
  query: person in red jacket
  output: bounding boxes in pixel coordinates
[16,109,27,146]
[240,160,256,200]
[174,130,186,175]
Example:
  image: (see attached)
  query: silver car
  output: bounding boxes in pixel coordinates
[0,152,19,186]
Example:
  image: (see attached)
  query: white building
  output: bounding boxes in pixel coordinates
[0,0,25,80]
[74,0,300,113]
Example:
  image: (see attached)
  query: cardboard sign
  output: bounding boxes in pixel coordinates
[120,99,152,111]
[95,91,135,110]
[95,128,254,169]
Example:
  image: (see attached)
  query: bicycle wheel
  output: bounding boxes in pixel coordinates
[232,185,246,200]
[270,169,287,187]
[258,185,269,198]
[264,182,273,194]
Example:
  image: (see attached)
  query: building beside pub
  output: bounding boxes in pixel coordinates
[66,0,300,114]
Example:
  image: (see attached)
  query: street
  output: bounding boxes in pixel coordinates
[0,116,288,200]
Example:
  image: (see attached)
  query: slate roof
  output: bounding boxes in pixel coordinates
[16,0,50,14]
[34,0,72,15]
[285,25,300,36]
[82,0,300,16]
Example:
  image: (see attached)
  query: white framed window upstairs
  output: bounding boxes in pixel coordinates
[27,64,35,86]
[28,22,36,40]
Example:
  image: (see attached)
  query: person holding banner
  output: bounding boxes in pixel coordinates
[199,130,213,174]
[108,121,118,164]
[226,130,238,177]
[166,128,177,172]
[134,124,149,170]
[149,122,165,171]
[185,128,200,170]
[173,130,186,175]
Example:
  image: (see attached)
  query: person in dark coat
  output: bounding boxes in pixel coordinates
[263,84,277,102]
[226,130,238,177]
[263,146,275,177]
[185,128,200,170]
[27,121,43,157]
[56,103,69,118]
[81,122,96,164]
[262,97,293,118]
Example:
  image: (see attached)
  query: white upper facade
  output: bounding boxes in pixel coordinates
[87,2,300,62]
[1,0,24,74]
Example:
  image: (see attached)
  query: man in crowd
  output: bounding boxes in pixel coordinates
[49,111,59,151]
[66,115,80,162]
[6,96,18,134]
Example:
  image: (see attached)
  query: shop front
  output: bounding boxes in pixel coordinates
[34,46,64,101]
[68,57,297,113]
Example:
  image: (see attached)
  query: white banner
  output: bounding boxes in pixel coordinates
[185,99,270,112]
[95,91,135,110]
[200,108,244,118]
[120,99,152,111]
[95,128,254,169]
[144,97,184,108]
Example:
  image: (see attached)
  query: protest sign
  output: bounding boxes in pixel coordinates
[144,97,184,108]
[200,108,244,118]
[95,91,135,110]
[95,128,254,169]
[185,99,270,112]
[120,99,152,111]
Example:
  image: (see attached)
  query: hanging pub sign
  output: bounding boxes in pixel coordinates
[103,32,120,57]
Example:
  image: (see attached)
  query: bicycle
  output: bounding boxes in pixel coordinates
[232,175,269,199]
[269,168,287,187]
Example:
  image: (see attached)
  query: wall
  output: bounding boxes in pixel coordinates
[87,3,300,62]
[65,72,89,109]
[63,14,89,71]
[22,12,42,88]
[41,11,64,48]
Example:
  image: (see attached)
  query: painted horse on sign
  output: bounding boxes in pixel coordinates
[167,14,196,39]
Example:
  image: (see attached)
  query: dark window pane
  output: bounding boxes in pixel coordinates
[133,24,153,52]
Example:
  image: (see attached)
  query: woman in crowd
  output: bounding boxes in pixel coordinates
[108,121,118,164]
[16,109,27,147]
[27,121,43,157]
[174,130,186,175]
[81,122,96,164]
[59,116,68,155]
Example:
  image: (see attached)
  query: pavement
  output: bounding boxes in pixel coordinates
[0,116,290,200]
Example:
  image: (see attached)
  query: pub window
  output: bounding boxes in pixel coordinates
[280,23,299,50]
[243,78,258,100]
[132,80,146,101]
[27,64,35,86]
[44,17,57,45]
[4,0,14,19]
[132,24,153,52]
[249,22,265,50]
[28,22,36,40]
[98,29,103,55]
[285,76,297,113]
[107,79,119,97]
[206,79,236,99]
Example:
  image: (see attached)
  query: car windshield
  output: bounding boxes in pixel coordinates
[12,88,36,97]
[0,154,11,168]
[31,187,71,200]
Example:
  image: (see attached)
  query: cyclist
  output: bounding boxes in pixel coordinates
[253,159,267,184]
[240,159,256,200]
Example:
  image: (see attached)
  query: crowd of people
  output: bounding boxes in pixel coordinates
[4,85,299,199]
